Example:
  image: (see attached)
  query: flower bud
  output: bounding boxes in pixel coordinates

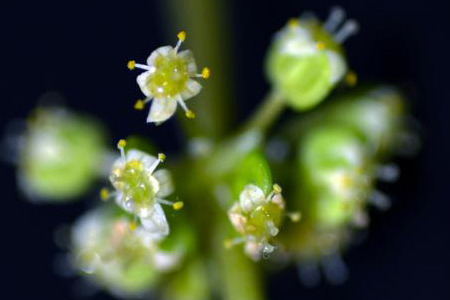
[266,8,358,110]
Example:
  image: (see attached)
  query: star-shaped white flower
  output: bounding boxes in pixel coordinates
[128,31,210,124]
[102,139,183,240]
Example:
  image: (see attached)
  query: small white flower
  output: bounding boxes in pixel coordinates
[104,139,183,240]
[227,184,288,260]
[128,31,210,124]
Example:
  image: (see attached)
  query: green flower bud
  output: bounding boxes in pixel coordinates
[18,107,107,201]
[323,86,405,156]
[266,8,358,110]
[300,126,373,229]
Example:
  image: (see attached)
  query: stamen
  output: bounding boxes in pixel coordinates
[273,184,282,194]
[266,220,279,236]
[376,164,399,182]
[117,139,127,161]
[147,153,165,174]
[323,6,346,33]
[200,67,210,79]
[344,71,358,86]
[174,30,186,52]
[368,190,391,210]
[156,198,184,210]
[177,97,196,119]
[173,201,184,210]
[134,63,153,71]
[317,42,326,50]
[333,19,359,43]
[134,97,153,110]
[287,211,301,222]
[129,219,137,232]
[100,188,110,201]
[127,60,136,70]
[288,18,299,28]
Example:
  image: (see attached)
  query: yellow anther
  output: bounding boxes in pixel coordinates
[134,99,144,110]
[273,184,282,194]
[288,18,299,28]
[317,42,326,50]
[177,31,186,42]
[201,67,210,79]
[100,188,109,201]
[173,201,184,210]
[223,239,234,249]
[127,60,136,70]
[345,71,358,86]
[288,212,301,222]
[117,139,127,148]
[129,221,137,232]
[158,153,166,162]
[185,110,196,119]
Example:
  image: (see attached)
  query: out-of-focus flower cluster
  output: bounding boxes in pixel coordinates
[5,6,418,300]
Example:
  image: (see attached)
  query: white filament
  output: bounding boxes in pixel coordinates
[334,19,360,43]
[323,6,346,33]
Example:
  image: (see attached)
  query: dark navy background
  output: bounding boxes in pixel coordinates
[1,1,448,299]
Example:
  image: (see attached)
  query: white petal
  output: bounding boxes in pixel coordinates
[325,50,347,84]
[180,79,202,101]
[239,184,265,212]
[136,71,154,97]
[147,46,174,66]
[147,97,177,123]
[153,169,174,197]
[178,50,197,73]
[140,203,169,240]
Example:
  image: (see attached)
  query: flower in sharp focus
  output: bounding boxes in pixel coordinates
[105,139,183,240]
[266,6,359,110]
[227,184,287,260]
[128,31,210,124]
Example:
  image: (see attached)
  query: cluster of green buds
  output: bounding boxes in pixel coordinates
[102,139,183,239]
[278,86,406,284]
[17,106,107,201]
[128,31,210,124]
[266,7,358,110]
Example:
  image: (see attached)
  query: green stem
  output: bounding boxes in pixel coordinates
[243,91,286,133]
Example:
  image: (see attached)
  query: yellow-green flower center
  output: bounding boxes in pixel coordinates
[145,52,190,98]
[112,160,158,211]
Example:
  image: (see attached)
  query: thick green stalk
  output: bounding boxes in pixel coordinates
[161,0,235,139]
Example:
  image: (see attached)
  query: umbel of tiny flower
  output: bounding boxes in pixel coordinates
[226,184,296,260]
[128,31,210,124]
[102,139,183,240]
